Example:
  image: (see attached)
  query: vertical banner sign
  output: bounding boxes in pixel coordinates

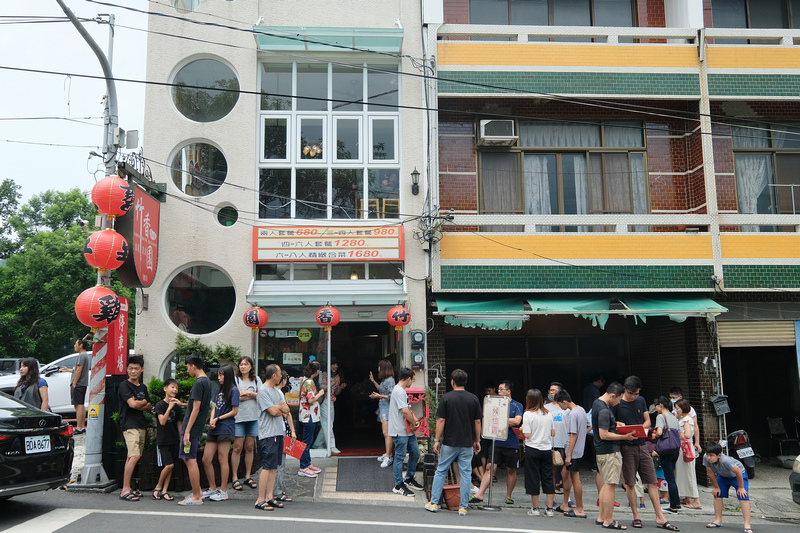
[116,183,160,288]
[481,396,510,440]
[107,297,129,375]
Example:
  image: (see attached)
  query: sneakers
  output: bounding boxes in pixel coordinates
[662,507,679,514]
[458,507,468,516]
[209,490,228,501]
[307,465,322,473]
[380,456,393,468]
[405,477,423,491]
[470,485,479,495]
[201,488,216,499]
[377,454,386,462]
[425,502,439,513]
[298,468,318,478]
[392,483,414,497]
[544,507,554,517]
[528,508,540,516]
[331,447,341,454]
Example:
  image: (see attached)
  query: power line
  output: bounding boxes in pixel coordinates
[0,138,99,148]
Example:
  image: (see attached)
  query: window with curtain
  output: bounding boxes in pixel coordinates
[478,121,647,232]
[469,0,635,27]
[258,62,400,220]
[732,123,800,231]
[712,0,800,29]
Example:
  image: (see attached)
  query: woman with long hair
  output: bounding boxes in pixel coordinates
[653,396,681,514]
[369,359,396,467]
[298,360,324,477]
[522,388,556,517]
[202,364,239,501]
[675,398,701,509]
[14,358,48,411]
[231,356,262,491]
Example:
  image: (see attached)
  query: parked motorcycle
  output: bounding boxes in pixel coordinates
[727,429,758,479]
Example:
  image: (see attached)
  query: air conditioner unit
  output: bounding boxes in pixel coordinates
[478,119,518,146]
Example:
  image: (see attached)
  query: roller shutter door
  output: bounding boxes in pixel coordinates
[717,321,796,347]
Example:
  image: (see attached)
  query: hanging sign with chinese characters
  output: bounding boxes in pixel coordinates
[107,297,129,376]
[253,225,404,262]
[116,183,160,288]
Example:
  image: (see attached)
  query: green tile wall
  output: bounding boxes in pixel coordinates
[441,265,715,290]
[438,71,701,96]
[722,265,800,289]
[708,74,800,97]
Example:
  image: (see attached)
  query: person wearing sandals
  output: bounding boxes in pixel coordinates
[254,363,290,511]
[653,397,682,516]
[675,399,701,510]
[521,388,556,517]
[553,390,589,518]
[153,378,184,502]
[118,355,151,502]
[703,441,752,532]
[470,379,523,506]
[369,359,395,468]
[202,365,239,501]
[273,370,296,504]
[231,356,262,492]
[178,353,213,506]
[297,360,324,478]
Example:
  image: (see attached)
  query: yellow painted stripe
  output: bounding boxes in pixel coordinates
[440,234,713,260]
[721,235,800,259]
[437,42,698,68]
[706,47,800,70]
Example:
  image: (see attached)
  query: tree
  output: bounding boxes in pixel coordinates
[0,188,134,361]
[0,179,21,258]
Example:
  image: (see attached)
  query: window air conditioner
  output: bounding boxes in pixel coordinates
[478,119,518,146]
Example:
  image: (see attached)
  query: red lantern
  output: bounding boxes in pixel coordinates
[316,306,340,331]
[387,306,411,331]
[83,229,129,271]
[243,307,268,330]
[91,175,134,217]
[75,286,121,329]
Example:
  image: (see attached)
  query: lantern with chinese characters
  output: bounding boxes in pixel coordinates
[83,229,129,271]
[387,306,411,332]
[315,306,340,331]
[243,307,268,330]
[91,175,134,218]
[75,285,121,329]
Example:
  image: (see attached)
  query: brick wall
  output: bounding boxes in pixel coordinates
[426,315,446,394]
[685,317,719,485]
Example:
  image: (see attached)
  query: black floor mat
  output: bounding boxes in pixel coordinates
[335,456,398,492]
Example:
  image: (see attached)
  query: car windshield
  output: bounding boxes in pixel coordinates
[0,392,27,409]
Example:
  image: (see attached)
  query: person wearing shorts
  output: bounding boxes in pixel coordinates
[153,378,183,501]
[615,376,676,531]
[703,442,752,531]
[554,390,590,517]
[118,355,151,502]
[62,338,91,433]
[592,382,636,529]
[255,363,289,511]
[178,354,212,506]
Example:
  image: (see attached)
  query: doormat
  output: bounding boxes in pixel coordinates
[335,457,397,492]
[335,448,385,457]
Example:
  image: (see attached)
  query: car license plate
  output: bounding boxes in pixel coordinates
[24,435,51,454]
[737,446,754,458]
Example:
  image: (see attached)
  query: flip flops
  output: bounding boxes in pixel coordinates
[161,492,174,501]
[177,496,203,506]
[706,525,724,529]
[245,477,258,489]
[119,491,139,502]
[232,479,243,491]
[267,498,284,508]
[632,518,643,528]
[564,510,587,518]
[657,522,679,531]
[602,521,628,530]
[276,493,293,502]
[254,500,274,511]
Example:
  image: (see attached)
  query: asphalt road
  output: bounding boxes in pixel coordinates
[2,489,799,533]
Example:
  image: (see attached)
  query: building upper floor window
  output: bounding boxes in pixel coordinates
[712,0,800,30]
[732,123,800,231]
[255,262,402,281]
[258,62,400,220]
[469,0,635,27]
[479,121,647,231]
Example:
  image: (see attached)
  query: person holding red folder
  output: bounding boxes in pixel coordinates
[254,364,290,511]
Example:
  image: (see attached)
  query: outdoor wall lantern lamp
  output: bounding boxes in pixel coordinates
[411,167,420,195]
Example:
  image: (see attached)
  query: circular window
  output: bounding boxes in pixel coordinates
[173,0,202,14]
[171,142,227,196]
[217,206,238,227]
[166,265,235,335]
[172,59,239,122]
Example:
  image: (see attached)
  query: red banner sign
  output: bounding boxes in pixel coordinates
[117,184,160,288]
[107,297,129,375]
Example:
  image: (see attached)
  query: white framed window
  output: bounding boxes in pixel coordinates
[334,116,362,162]
[369,117,398,163]
[260,115,290,162]
[297,116,327,163]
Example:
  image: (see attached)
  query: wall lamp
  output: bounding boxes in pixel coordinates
[411,167,420,195]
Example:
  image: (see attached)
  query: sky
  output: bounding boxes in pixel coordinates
[0,1,147,204]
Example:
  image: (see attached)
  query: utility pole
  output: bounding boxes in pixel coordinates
[57,0,118,490]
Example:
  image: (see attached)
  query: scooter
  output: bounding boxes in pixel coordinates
[726,429,757,479]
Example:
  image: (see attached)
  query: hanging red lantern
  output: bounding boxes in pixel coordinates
[316,306,340,331]
[243,307,269,330]
[83,229,129,271]
[75,285,121,329]
[91,175,134,217]
[387,306,411,331]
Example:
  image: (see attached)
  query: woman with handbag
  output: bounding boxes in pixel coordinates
[675,399,701,509]
[521,388,556,517]
[298,360,324,478]
[653,396,682,514]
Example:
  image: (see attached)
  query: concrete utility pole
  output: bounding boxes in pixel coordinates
[56,0,118,489]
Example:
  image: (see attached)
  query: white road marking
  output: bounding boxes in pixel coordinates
[3,508,91,533]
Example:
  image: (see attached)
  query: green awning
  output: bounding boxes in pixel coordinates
[527,297,613,329]
[434,297,527,331]
[617,295,728,324]
[254,26,404,52]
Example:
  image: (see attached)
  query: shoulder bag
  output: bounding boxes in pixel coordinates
[654,415,681,455]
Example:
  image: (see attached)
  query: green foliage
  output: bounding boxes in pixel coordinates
[111,411,120,424]
[0,184,135,361]
[425,385,438,444]
[172,333,241,380]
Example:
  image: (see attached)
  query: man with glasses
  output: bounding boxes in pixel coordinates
[614,376,677,531]
[469,380,523,505]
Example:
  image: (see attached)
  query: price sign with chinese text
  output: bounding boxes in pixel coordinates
[253,225,403,262]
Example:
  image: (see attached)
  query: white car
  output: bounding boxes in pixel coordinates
[0,353,89,416]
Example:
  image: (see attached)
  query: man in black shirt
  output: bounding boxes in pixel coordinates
[118,355,151,501]
[614,376,676,530]
[178,353,213,506]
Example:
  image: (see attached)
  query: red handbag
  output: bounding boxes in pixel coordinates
[680,438,695,462]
